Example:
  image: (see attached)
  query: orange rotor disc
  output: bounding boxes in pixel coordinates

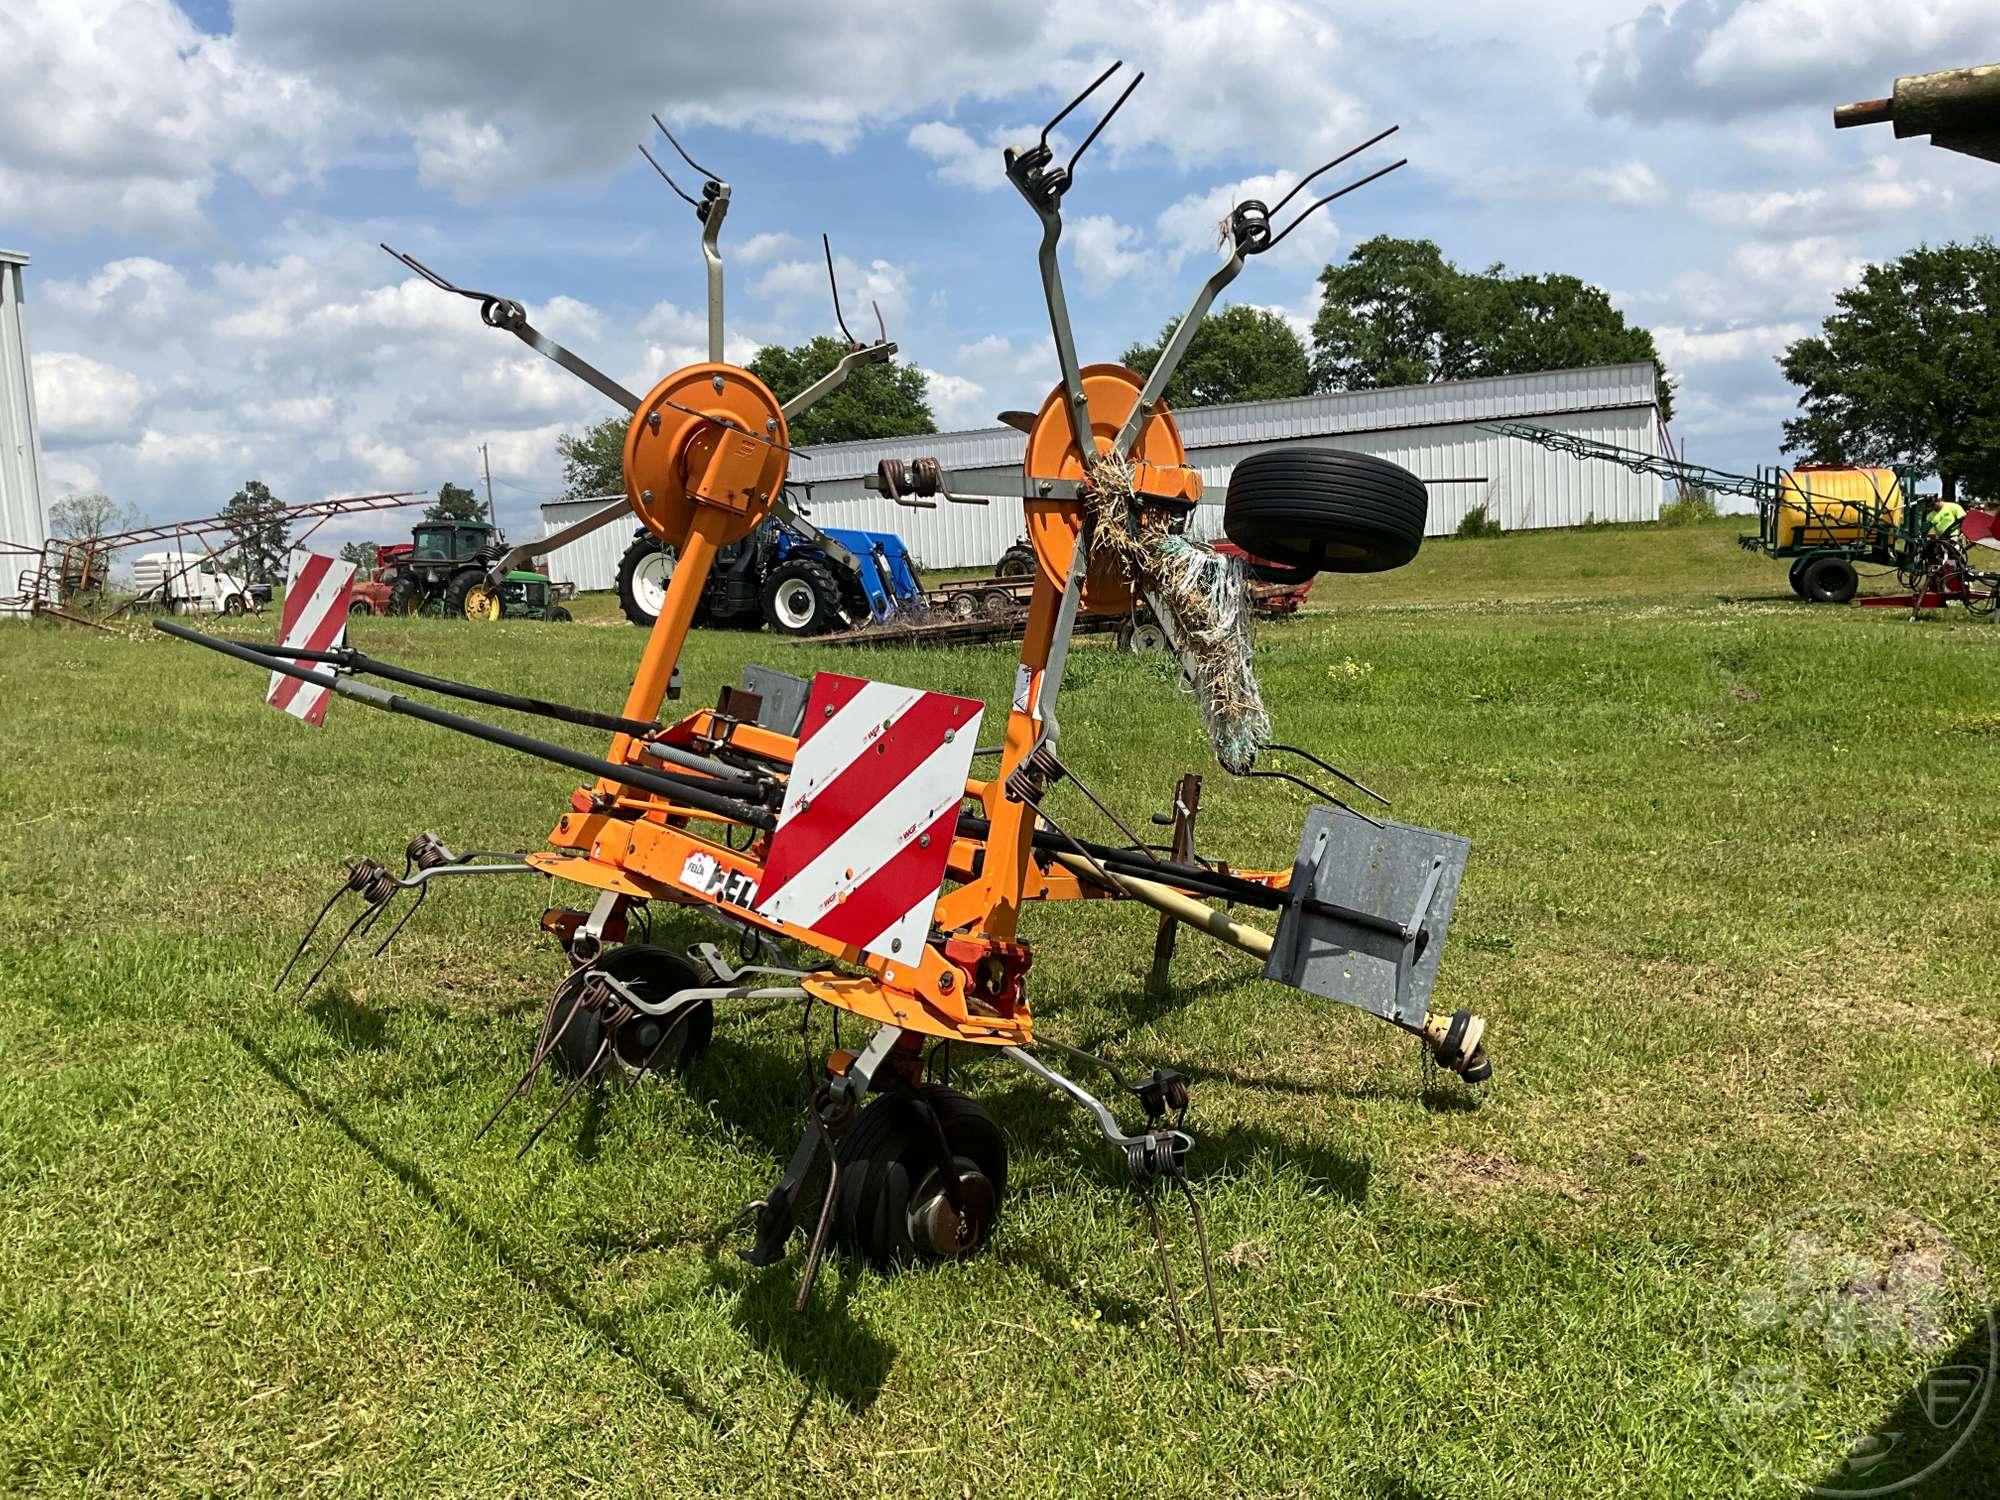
[623,362,789,548]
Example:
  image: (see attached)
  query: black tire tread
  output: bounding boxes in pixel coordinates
[1225,448,1428,575]
[833,1085,1007,1267]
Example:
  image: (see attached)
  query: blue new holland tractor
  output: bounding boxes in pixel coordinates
[617,511,925,636]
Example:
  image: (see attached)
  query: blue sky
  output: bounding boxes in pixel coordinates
[6,0,1998,548]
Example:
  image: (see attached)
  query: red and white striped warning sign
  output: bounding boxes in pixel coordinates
[753,672,983,961]
[265,548,356,727]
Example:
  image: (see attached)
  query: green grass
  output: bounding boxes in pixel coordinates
[3,517,1996,1497]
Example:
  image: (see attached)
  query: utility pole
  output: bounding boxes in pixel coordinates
[480,443,497,530]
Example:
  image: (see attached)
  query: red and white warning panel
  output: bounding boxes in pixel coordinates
[754,672,983,963]
[265,548,356,727]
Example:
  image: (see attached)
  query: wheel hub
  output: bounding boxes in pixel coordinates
[633,549,674,616]
[907,1166,996,1257]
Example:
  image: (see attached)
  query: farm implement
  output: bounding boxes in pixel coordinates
[1492,422,1999,614]
[159,81,1491,1343]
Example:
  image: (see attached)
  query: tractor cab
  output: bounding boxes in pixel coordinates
[411,521,496,564]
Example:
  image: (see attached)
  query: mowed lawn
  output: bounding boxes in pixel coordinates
[2,518,1995,1497]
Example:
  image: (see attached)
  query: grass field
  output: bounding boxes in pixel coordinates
[3,517,1996,1497]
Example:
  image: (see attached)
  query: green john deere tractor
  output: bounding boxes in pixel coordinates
[383,521,569,621]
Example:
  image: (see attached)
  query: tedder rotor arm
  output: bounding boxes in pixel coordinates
[381,246,643,413]
[482,493,628,589]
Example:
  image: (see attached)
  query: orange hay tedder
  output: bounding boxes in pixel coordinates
[162,68,1492,1344]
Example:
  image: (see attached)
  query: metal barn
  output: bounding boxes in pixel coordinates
[1,249,49,617]
[538,361,1662,587]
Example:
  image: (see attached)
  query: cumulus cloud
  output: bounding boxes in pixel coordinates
[0,0,353,233]
[1584,1,2000,123]
[32,353,149,447]
[1066,215,1152,291]
[1689,163,1956,237]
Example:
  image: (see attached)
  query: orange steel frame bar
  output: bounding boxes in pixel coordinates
[524,364,1259,1049]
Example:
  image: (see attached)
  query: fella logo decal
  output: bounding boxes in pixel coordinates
[680,851,758,909]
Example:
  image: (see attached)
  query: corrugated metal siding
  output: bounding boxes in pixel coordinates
[0,250,49,617]
[539,362,1662,582]
[540,501,642,593]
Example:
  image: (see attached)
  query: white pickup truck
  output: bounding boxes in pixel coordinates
[131,551,265,615]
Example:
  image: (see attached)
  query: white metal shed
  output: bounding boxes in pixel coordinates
[0,249,49,617]
[539,361,1662,586]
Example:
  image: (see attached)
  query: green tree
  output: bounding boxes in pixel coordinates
[556,416,627,501]
[1311,236,1674,420]
[747,335,936,446]
[1120,304,1310,408]
[1779,239,2000,504]
[47,490,139,540]
[223,481,290,583]
[426,481,485,524]
[338,540,378,569]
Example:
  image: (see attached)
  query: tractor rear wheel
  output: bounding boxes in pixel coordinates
[448,570,499,621]
[1802,555,1858,605]
[545,945,712,1081]
[833,1086,1007,1267]
[387,577,424,616]
[617,536,676,627]
[763,558,843,635]
[1224,448,1428,576]
[995,542,1037,579]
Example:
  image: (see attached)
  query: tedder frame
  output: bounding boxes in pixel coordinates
[162,76,1492,1344]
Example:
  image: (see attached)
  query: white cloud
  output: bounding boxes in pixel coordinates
[1652,322,1811,368]
[33,353,149,446]
[736,233,800,266]
[0,0,353,233]
[1157,170,1350,272]
[1458,160,1667,209]
[752,254,910,332]
[907,120,1048,190]
[1689,163,1956,237]
[1067,215,1152,291]
[916,369,990,430]
[1585,0,2000,122]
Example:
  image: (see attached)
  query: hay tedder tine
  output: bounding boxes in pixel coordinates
[516,1033,614,1160]
[273,881,350,993]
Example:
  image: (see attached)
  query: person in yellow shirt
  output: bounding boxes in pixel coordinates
[1929,496,1968,537]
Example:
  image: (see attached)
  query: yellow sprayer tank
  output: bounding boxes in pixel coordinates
[1774,466,1904,550]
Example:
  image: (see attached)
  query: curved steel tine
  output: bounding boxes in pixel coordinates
[823,233,857,347]
[1042,59,1122,147]
[637,142,698,208]
[1261,741,1390,807]
[516,1036,611,1159]
[1142,1188,1192,1353]
[370,880,428,957]
[1176,1174,1225,1351]
[294,900,379,1002]
[273,882,347,993]
[379,244,484,301]
[475,986,586,1141]
[871,299,886,345]
[1066,68,1144,176]
[1235,768,1382,828]
[651,114,723,185]
[1265,125,1401,219]
[1263,159,1408,253]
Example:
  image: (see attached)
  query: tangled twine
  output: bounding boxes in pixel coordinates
[1086,450,1268,772]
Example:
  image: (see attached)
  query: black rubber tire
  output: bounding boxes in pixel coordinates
[1223,447,1428,575]
[348,599,374,616]
[979,588,1015,618]
[1786,556,1812,598]
[1802,555,1858,605]
[443,568,485,620]
[547,945,712,1081]
[617,535,676,628]
[833,1085,1007,1268]
[387,577,423,616]
[546,605,572,623]
[223,593,247,617]
[948,592,978,621]
[762,557,843,635]
[995,543,1037,580]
